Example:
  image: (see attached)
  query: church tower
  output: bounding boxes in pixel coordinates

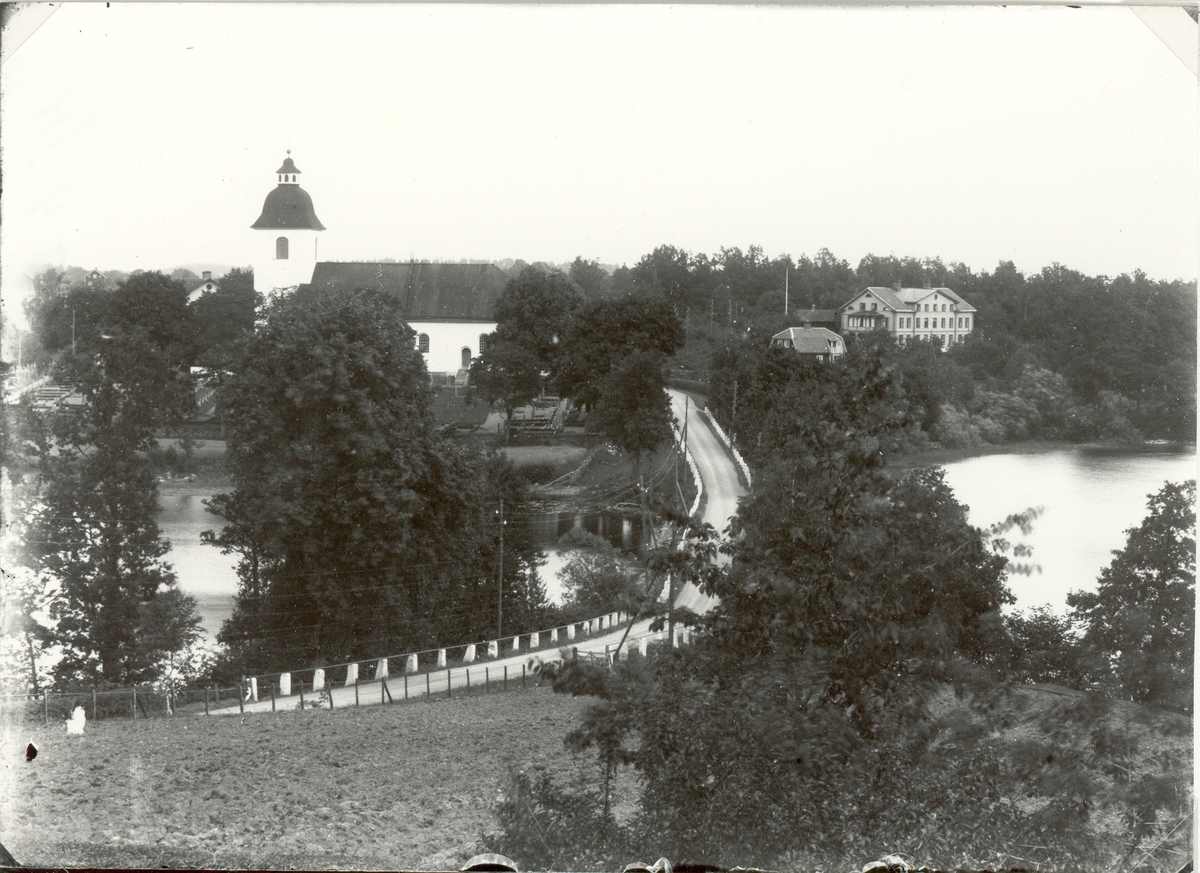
[250,152,325,294]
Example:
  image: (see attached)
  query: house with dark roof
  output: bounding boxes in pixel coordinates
[770,326,845,362]
[187,271,220,304]
[250,155,503,377]
[839,282,976,346]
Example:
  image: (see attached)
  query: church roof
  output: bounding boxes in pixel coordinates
[302,262,509,321]
[277,156,300,175]
[251,184,325,230]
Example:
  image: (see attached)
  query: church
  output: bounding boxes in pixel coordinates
[250,154,506,379]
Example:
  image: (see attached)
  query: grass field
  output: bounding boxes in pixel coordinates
[1,687,601,871]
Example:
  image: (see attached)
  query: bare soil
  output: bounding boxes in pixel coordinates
[1,687,600,871]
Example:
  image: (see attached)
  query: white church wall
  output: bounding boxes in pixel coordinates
[411,321,496,375]
[255,230,321,294]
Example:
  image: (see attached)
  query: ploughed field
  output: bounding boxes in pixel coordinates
[1,687,597,870]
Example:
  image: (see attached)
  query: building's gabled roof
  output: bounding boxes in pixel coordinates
[302,262,509,321]
[771,326,844,354]
[251,184,325,230]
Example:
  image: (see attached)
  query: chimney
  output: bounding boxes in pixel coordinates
[893,280,901,292]
[923,278,931,289]
[202,271,211,281]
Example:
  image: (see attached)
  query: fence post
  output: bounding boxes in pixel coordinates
[504,665,508,691]
[204,686,209,716]
[404,674,408,702]
[354,677,359,707]
[522,663,526,689]
[92,687,97,721]
[270,683,276,712]
[237,686,244,715]
[298,680,305,709]
[43,690,48,725]
[485,667,489,693]
[426,671,431,700]
[465,668,470,696]
[381,678,392,704]
[446,669,452,699]
[327,684,335,710]
[133,687,138,719]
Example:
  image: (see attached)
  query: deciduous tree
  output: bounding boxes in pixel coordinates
[1068,479,1195,713]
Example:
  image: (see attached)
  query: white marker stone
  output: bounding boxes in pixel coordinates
[639,637,648,656]
[66,706,86,735]
[374,659,388,680]
[250,677,259,701]
[529,632,539,649]
[405,654,418,673]
[345,663,358,686]
[279,673,292,696]
[437,649,447,668]
[549,628,558,643]
[487,640,499,658]
[313,668,326,692]
[464,644,476,663]
[510,636,520,653]
[566,624,576,640]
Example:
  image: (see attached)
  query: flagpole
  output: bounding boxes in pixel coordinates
[784,267,789,315]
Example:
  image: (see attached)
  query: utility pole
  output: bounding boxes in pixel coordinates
[71,309,76,354]
[496,498,505,640]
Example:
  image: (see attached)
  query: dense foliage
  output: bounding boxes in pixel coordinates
[492,345,1193,872]
[1068,480,1195,714]
[17,272,203,687]
[208,286,549,674]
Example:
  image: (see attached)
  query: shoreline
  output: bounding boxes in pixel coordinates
[889,439,1196,471]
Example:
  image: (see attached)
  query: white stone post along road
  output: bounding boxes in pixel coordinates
[213,388,747,715]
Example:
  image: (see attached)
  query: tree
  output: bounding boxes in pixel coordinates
[21,327,200,685]
[556,530,641,620]
[567,256,612,299]
[554,294,683,461]
[190,267,260,370]
[471,266,581,425]
[209,286,547,672]
[1067,479,1195,713]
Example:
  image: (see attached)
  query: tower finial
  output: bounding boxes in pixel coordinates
[287,149,291,155]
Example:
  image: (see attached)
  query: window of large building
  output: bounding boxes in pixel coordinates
[479,334,489,354]
[859,302,865,310]
[462,348,472,369]
[418,333,430,353]
[276,237,289,260]
[871,303,877,311]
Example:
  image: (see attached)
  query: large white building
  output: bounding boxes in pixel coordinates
[250,155,502,378]
[839,283,976,346]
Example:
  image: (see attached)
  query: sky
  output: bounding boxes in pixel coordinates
[1,3,1196,324]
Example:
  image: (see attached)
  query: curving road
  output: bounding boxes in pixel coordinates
[213,390,746,715]
[669,389,747,613]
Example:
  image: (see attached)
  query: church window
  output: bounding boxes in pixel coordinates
[462,348,472,369]
[418,333,430,353]
[479,334,489,354]
[276,237,289,260]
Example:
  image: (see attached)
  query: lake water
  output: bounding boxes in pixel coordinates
[158,444,1195,638]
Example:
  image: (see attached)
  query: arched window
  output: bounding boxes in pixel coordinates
[479,334,489,355]
[276,237,289,260]
[461,347,472,369]
[418,334,430,353]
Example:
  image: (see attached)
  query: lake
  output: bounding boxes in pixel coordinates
[158,443,1195,638]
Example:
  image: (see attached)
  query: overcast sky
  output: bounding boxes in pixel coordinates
[1,3,1195,320]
